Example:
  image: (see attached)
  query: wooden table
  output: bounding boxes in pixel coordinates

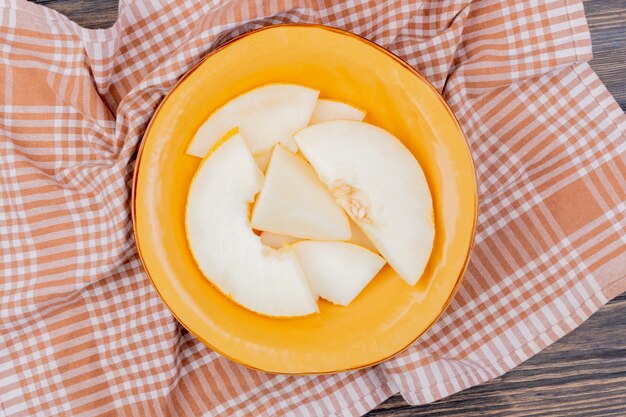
[33,0,626,415]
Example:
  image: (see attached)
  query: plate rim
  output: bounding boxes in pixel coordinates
[131,23,478,374]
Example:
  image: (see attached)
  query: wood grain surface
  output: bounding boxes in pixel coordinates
[29,0,626,415]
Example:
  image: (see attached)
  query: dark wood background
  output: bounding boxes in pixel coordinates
[31,0,626,415]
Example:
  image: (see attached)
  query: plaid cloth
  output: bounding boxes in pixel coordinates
[1,0,624,415]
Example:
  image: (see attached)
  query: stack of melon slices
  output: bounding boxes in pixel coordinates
[185,84,434,317]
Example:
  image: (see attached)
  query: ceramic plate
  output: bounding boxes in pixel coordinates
[133,24,477,374]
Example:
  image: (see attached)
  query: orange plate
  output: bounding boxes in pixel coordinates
[133,24,477,374]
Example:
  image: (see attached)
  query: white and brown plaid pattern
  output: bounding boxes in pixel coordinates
[1,0,624,415]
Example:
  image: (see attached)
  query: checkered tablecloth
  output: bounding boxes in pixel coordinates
[1,0,624,415]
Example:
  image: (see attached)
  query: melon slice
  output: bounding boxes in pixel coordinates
[294,120,435,285]
[185,132,318,317]
[309,99,366,124]
[186,83,319,157]
[293,241,385,306]
[251,144,350,240]
[260,231,300,249]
